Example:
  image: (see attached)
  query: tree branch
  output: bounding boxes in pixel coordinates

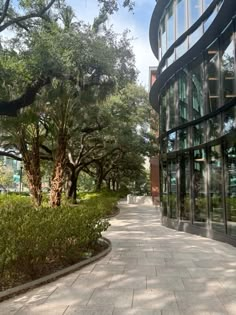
[0,0,11,25]
[0,0,56,32]
[0,150,21,161]
[0,77,51,116]
[40,144,52,155]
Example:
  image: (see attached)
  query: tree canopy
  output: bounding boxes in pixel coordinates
[0,0,156,206]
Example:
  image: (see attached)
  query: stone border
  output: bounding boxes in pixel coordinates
[0,237,111,302]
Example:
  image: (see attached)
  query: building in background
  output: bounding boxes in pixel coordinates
[149,0,236,245]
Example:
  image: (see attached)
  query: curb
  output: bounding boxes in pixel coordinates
[0,237,111,302]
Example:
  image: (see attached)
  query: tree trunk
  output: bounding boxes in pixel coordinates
[106,179,111,190]
[95,174,103,192]
[95,164,104,192]
[20,128,42,206]
[112,179,116,191]
[95,179,102,191]
[24,163,42,206]
[67,167,79,204]
[50,133,67,207]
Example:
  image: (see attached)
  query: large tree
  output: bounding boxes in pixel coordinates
[0,105,47,205]
[0,0,135,116]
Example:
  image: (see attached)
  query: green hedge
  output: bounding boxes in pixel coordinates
[0,195,111,282]
[79,191,120,216]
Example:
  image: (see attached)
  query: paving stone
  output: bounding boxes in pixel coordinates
[137,258,165,266]
[14,304,68,315]
[108,257,138,265]
[0,301,24,314]
[113,308,155,315]
[147,276,185,290]
[45,286,94,306]
[87,288,133,307]
[71,273,112,289]
[175,291,227,313]
[64,305,114,315]
[91,264,125,273]
[133,289,178,310]
[155,267,190,278]
[109,274,146,289]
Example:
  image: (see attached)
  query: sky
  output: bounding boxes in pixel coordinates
[68,0,157,89]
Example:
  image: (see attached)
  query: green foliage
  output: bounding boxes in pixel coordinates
[79,189,120,215]
[0,194,110,281]
[0,162,14,189]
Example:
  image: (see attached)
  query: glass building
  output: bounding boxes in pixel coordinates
[149,0,236,245]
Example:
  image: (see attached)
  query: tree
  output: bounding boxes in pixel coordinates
[0,103,49,205]
[0,160,14,189]
[0,0,135,116]
[81,83,153,193]
[35,23,137,205]
[0,0,58,33]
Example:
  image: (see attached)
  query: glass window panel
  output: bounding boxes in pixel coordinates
[207,41,219,112]
[160,91,167,133]
[189,0,202,26]
[207,115,221,141]
[180,152,190,221]
[178,128,188,150]
[168,82,176,130]
[193,149,207,226]
[167,132,176,152]
[209,145,224,232]
[193,122,205,146]
[168,160,177,219]
[203,0,213,10]
[222,37,236,101]
[158,30,162,58]
[192,63,204,119]
[176,39,188,59]
[161,18,167,57]
[167,52,175,66]
[178,71,189,124]
[161,160,168,217]
[167,3,175,49]
[225,142,236,237]
[204,8,217,31]
[223,107,236,135]
[176,0,186,38]
[189,25,203,48]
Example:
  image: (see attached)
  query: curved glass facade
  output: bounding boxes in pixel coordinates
[158,0,223,74]
[150,0,236,244]
[158,0,216,59]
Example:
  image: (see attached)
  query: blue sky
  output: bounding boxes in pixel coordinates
[68,0,157,89]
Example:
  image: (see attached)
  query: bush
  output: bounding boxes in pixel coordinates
[79,190,120,216]
[0,195,110,283]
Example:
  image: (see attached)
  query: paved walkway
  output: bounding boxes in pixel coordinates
[1,203,236,315]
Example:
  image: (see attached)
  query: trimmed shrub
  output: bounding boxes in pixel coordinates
[0,195,110,282]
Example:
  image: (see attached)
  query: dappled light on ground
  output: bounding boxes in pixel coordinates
[1,203,236,314]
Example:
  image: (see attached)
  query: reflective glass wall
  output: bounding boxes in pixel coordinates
[159,20,236,132]
[158,16,236,242]
[158,0,219,60]
[225,139,236,237]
